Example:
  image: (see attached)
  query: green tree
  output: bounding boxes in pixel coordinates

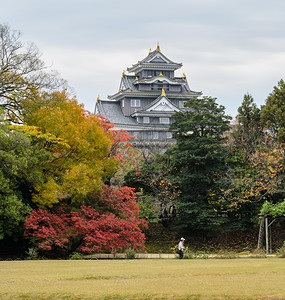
[235,93,262,153]
[220,95,263,228]
[229,93,262,171]
[223,93,284,229]
[261,200,285,218]
[237,94,261,128]
[260,79,285,212]
[261,79,285,142]
[0,111,39,240]
[169,97,231,231]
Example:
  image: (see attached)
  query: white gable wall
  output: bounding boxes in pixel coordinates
[146,96,180,112]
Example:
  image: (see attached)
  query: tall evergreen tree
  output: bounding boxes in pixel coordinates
[261,79,285,143]
[223,95,265,229]
[236,93,262,154]
[169,97,231,232]
[227,94,263,185]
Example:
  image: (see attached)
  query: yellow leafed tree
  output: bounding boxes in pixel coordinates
[22,90,118,207]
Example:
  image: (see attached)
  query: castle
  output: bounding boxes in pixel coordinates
[95,44,202,147]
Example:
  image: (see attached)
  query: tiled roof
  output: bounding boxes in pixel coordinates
[122,75,138,91]
[95,100,136,125]
[140,50,155,63]
[111,75,200,99]
[138,48,181,66]
[127,47,182,72]
[134,74,187,85]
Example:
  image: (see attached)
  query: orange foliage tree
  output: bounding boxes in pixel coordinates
[20,90,119,207]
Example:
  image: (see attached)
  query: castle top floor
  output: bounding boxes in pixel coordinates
[126,44,182,79]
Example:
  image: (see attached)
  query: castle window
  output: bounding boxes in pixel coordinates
[159,117,170,124]
[146,70,153,77]
[166,132,172,139]
[153,132,159,139]
[131,99,141,107]
[179,101,187,108]
[121,99,124,107]
[143,117,150,123]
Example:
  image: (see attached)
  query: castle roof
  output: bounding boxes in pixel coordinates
[108,74,201,100]
[133,73,187,85]
[127,44,182,73]
[95,99,174,131]
[95,100,136,126]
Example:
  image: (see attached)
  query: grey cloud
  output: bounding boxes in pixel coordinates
[1,0,285,117]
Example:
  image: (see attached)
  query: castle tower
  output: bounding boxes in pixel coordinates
[95,45,202,146]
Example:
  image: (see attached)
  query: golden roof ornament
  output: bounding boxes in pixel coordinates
[156,42,161,52]
[182,73,186,78]
[149,48,151,54]
[159,72,163,76]
[119,88,122,92]
[134,109,137,112]
[122,70,126,76]
[97,95,100,101]
[135,77,138,81]
[161,88,166,97]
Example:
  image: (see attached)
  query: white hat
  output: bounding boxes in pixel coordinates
[181,237,185,240]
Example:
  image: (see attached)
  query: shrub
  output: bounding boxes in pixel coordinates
[276,242,285,258]
[183,250,196,259]
[70,252,84,260]
[125,248,136,259]
[250,248,267,258]
[25,247,39,260]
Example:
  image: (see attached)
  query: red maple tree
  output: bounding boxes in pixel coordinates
[24,185,147,255]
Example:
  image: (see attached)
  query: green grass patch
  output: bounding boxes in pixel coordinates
[0,258,285,299]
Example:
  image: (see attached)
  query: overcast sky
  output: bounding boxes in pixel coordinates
[1,0,285,117]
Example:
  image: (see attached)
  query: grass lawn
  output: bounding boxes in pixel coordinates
[0,258,284,299]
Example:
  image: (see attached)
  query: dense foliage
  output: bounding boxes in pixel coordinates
[261,200,285,218]
[126,91,285,235]
[124,152,180,223]
[24,185,147,255]
[0,112,37,240]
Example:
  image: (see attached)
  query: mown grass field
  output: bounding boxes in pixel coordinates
[0,258,284,299]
